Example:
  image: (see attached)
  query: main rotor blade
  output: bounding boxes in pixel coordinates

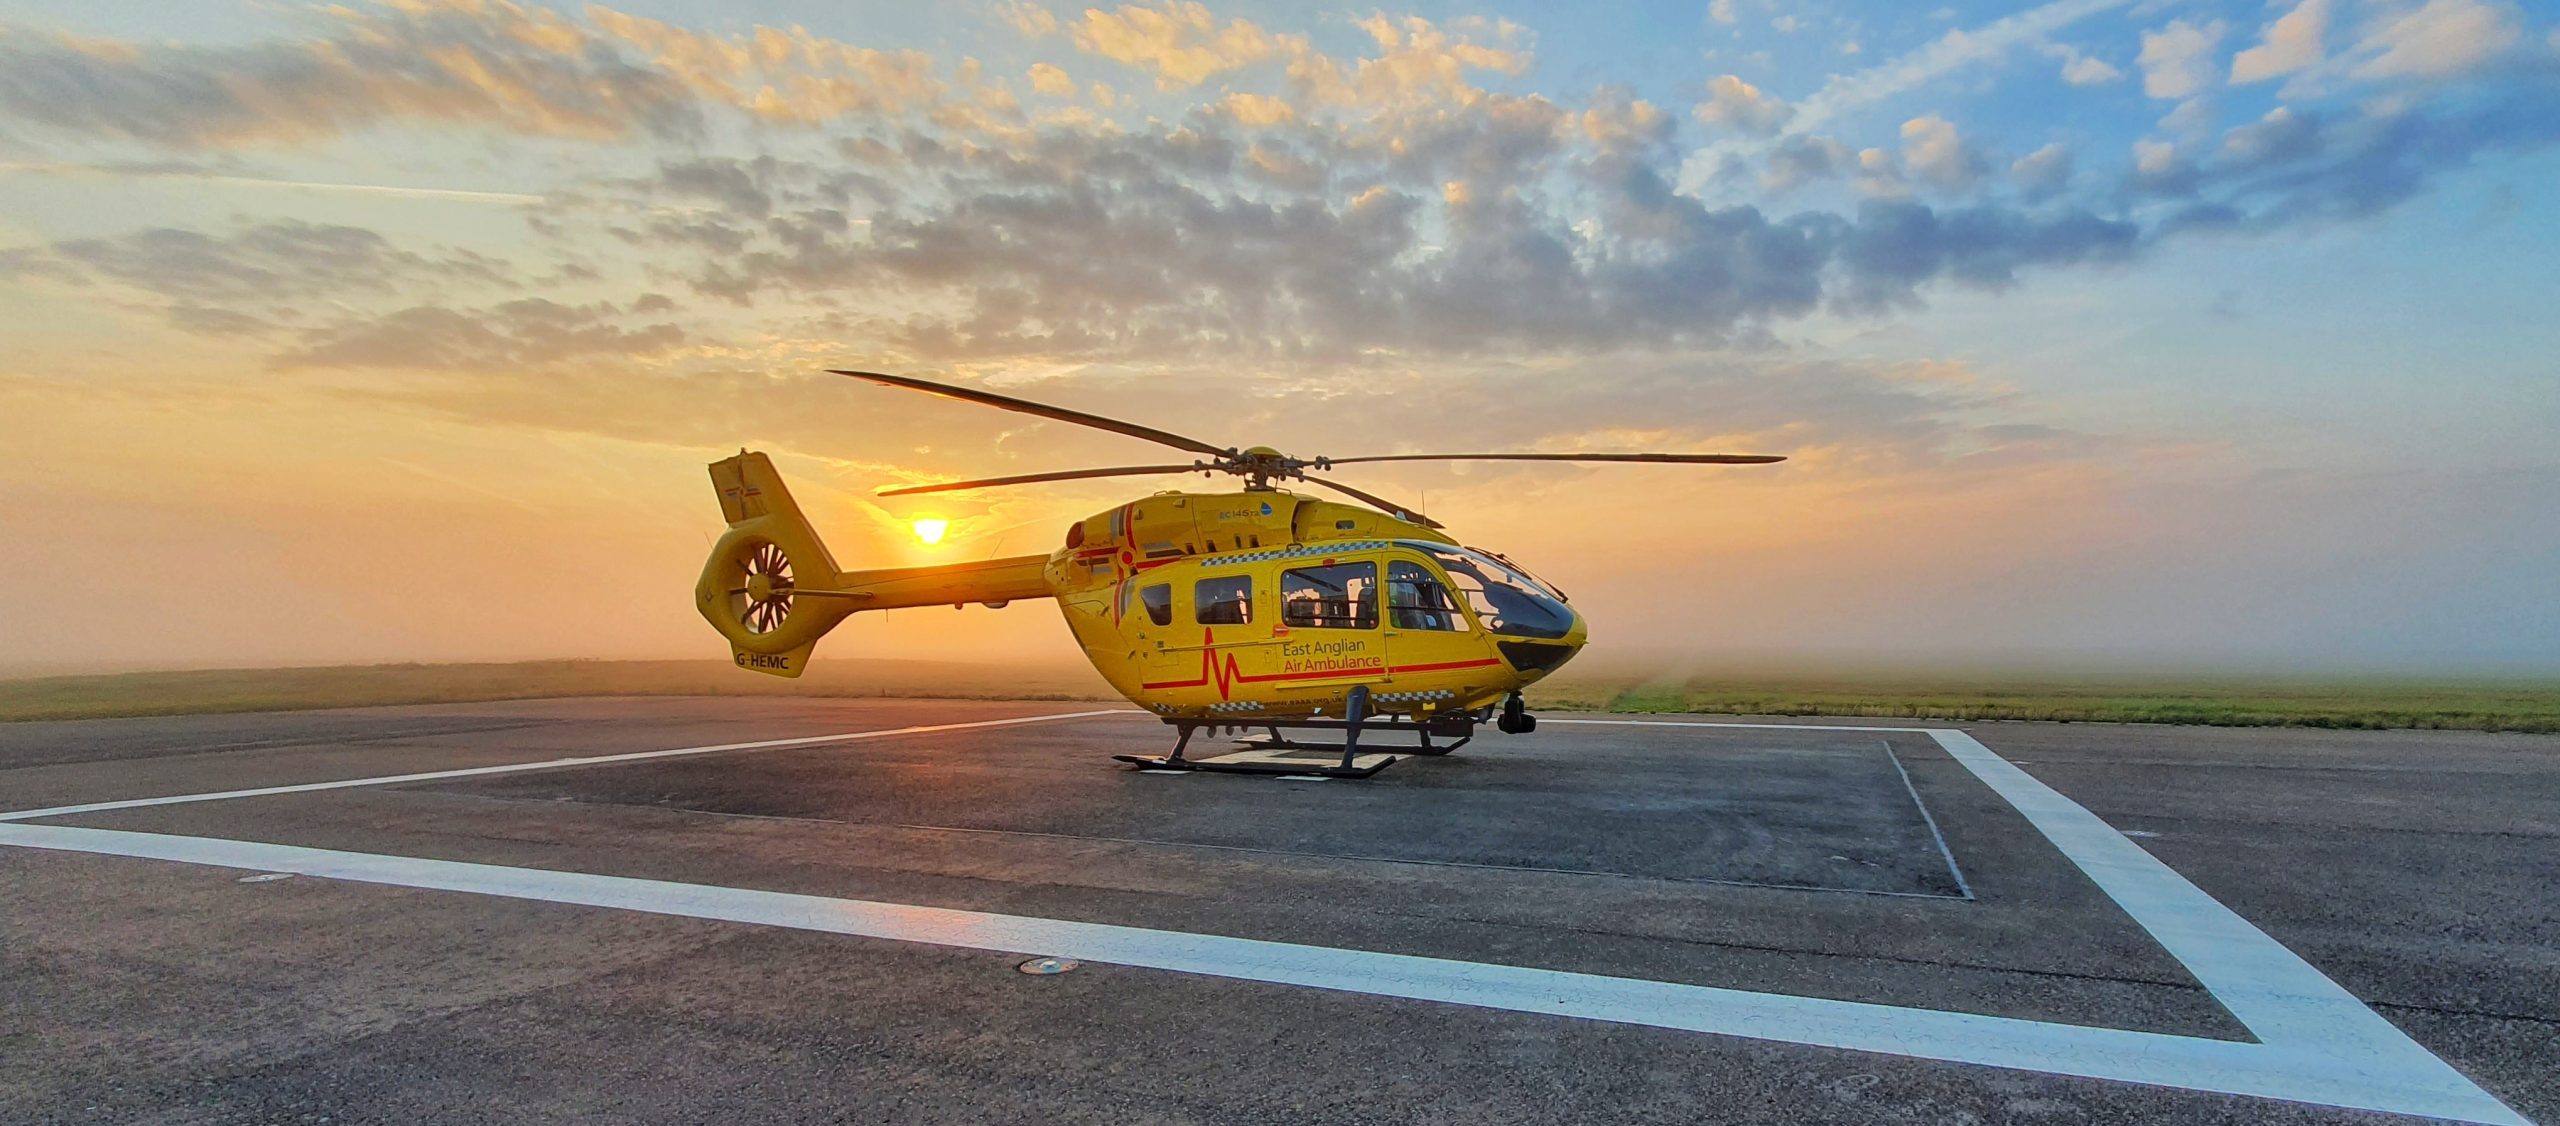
[878,464,1204,497]
[1323,452,1787,466]
[1299,473,1445,529]
[832,370,1232,458]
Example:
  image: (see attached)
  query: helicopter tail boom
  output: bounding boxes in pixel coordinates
[697,451,1052,677]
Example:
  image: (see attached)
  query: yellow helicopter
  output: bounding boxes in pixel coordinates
[697,371,1783,777]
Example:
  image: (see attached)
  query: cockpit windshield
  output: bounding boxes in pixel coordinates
[1425,547,1576,640]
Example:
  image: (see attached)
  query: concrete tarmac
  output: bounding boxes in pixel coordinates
[1,697,2552,1124]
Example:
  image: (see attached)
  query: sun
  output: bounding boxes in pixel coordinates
[911,517,949,546]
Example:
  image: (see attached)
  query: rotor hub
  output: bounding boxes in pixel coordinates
[1212,445,1313,489]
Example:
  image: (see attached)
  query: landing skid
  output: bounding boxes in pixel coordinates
[1114,746,1403,779]
[1112,686,1478,779]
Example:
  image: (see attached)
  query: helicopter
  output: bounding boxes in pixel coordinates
[697,371,1784,777]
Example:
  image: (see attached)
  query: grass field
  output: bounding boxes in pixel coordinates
[1531,665,2560,733]
[0,659,2553,733]
[0,660,1118,724]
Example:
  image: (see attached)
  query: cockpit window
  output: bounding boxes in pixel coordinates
[1427,548,1575,639]
[1386,559,1467,631]
[1281,561,1377,629]
[1195,575,1252,624]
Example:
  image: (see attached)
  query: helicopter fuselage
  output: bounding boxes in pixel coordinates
[1041,490,1587,721]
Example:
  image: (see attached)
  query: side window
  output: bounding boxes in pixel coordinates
[1195,575,1253,625]
[1139,583,1173,627]
[1387,559,1468,631]
[1281,562,1378,629]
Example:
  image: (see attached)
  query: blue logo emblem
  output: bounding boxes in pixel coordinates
[1259,502,1273,516]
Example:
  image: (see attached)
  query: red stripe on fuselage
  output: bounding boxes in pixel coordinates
[1385,658,1504,674]
[1139,637,1506,697]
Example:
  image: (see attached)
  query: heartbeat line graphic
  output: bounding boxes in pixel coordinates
[1141,628,1498,700]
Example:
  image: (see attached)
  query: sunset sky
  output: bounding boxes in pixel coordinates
[1,0,2554,674]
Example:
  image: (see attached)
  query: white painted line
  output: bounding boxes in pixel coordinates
[0,716,2526,1124]
[1549,719,2527,1124]
[0,710,1140,823]
[1545,718,1942,732]
[0,819,2522,1125]
[1878,740,1972,900]
[1925,729,2448,1063]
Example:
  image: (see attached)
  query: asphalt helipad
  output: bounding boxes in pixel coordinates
[2,698,2552,1124]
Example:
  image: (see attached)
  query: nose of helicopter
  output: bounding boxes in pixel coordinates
[1493,610,1589,681]
[1552,608,1590,672]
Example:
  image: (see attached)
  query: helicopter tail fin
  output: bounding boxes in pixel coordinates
[696,451,1053,678]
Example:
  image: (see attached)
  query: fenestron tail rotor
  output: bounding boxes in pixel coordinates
[837,369,1786,522]
[732,541,796,635]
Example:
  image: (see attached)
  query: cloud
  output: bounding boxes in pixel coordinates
[2138,18,2229,100]
[2158,96,2217,137]
[2010,141,2074,196]
[1829,201,2137,311]
[582,7,941,123]
[1284,14,1535,114]
[1695,75,1793,136]
[1579,91,1675,155]
[2231,0,2333,84]
[0,219,509,305]
[1059,1,1278,87]
[1783,0,2139,135]
[1027,62,1076,98]
[2173,81,2560,226]
[1217,91,1297,125]
[1762,134,1852,192]
[2351,0,2523,80]
[16,3,2539,386]
[1854,146,1907,199]
[2063,53,2126,86]
[2126,137,2203,198]
[2043,42,2125,85]
[1900,113,1986,190]
[2219,106,2321,165]
[0,1,941,149]
[1243,140,1326,189]
[0,159,545,204]
[654,157,781,219]
[584,105,2141,360]
[274,298,685,371]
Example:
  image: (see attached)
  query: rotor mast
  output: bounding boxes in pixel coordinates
[1230,446,1296,492]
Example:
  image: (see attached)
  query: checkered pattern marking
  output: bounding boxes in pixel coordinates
[1370,688,1458,703]
[1197,540,1391,566]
